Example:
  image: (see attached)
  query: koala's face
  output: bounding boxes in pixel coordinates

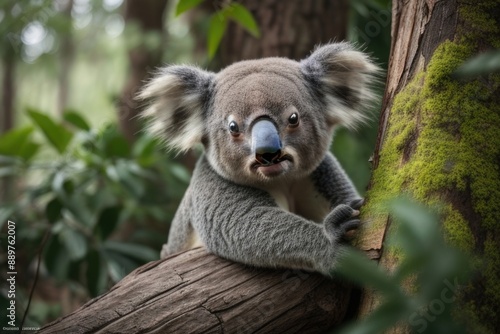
[140,42,379,186]
[204,58,332,186]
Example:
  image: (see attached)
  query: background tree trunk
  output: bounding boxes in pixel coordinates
[57,0,74,116]
[118,0,167,143]
[39,247,375,333]
[1,53,15,134]
[220,0,348,64]
[358,0,500,332]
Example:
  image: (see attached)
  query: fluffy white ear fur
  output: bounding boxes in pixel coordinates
[138,66,214,152]
[300,42,381,129]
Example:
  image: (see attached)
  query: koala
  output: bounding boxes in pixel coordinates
[139,42,379,276]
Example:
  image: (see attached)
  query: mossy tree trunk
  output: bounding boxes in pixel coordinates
[358,0,499,332]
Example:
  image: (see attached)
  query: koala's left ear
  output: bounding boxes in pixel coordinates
[300,42,381,129]
[138,65,215,151]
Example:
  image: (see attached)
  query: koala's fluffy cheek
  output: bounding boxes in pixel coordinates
[280,114,334,176]
[204,133,256,184]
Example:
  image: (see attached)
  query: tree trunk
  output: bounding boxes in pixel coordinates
[57,0,74,116]
[219,0,348,63]
[358,0,500,332]
[118,0,167,143]
[1,54,15,134]
[39,247,375,333]
[1,49,15,204]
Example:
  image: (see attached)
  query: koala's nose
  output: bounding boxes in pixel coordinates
[251,119,282,165]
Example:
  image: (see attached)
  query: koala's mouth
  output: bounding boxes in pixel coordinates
[251,154,293,177]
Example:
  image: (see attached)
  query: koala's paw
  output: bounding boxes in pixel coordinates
[323,204,360,242]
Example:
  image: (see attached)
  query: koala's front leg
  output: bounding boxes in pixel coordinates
[312,152,364,210]
[195,200,357,276]
[190,159,356,276]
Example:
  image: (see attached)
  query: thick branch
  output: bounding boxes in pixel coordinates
[40,248,370,333]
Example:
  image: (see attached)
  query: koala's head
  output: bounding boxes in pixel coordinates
[139,42,379,187]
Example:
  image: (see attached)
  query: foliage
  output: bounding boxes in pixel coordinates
[0,109,188,323]
[175,0,260,59]
[453,49,500,78]
[335,198,472,334]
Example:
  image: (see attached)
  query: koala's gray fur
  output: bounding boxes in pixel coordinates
[139,42,379,276]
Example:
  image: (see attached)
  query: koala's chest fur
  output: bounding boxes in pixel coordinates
[266,177,331,223]
[189,177,331,249]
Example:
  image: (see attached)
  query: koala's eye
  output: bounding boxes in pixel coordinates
[229,121,240,135]
[288,112,299,127]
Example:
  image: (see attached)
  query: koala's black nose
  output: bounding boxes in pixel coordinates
[251,119,282,165]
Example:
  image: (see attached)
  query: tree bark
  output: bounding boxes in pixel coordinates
[118,0,167,143]
[39,247,374,333]
[219,0,348,64]
[358,0,500,332]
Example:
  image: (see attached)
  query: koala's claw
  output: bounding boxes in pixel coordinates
[349,198,365,210]
[323,204,361,242]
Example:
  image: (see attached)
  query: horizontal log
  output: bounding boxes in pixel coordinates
[40,247,356,334]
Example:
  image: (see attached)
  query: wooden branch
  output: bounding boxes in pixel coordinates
[40,248,359,333]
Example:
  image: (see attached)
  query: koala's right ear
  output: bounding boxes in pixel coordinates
[138,66,215,152]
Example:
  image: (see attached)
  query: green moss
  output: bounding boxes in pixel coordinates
[480,234,500,313]
[459,1,500,48]
[363,2,500,330]
[442,205,475,252]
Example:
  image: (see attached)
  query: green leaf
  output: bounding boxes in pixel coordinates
[104,240,158,262]
[63,111,91,131]
[208,13,228,59]
[0,206,15,231]
[52,171,74,198]
[112,161,145,198]
[338,300,409,334]
[86,249,108,297]
[27,108,73,154]
[175,0,205,16]
[224,3,260,37]
[44,235,71,281]
[103,250,138,282]
[100,126,130,158]
[388,198,440,252]
[334,249,403,298]
[104,136,130,158]
[62,197,95,228]
[95,206,122,240]
[170,163,191,183]
[45,198,63,224]
[60,227,88,261]
[19,141,40,161]
[0,126,36,159]
[454,49,500,78]
[132,135,158,166]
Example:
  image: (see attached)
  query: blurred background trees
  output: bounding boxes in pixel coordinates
[0,0,391,328]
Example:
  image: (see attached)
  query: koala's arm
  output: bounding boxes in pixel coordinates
[189,156,357,276]
[312,152,363,210]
